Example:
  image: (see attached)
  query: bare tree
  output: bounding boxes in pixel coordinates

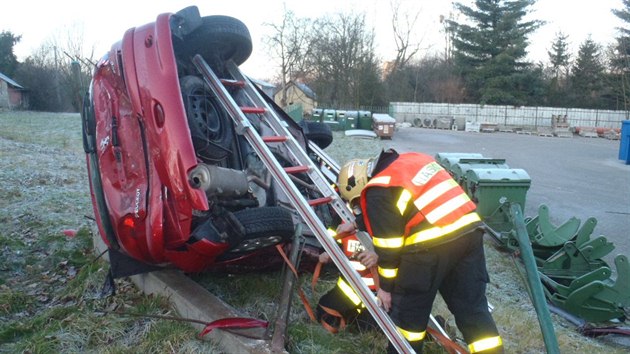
[390,0,421,72]
[15,22,96,111]
[310,13,383,107]
[264,8,316,107]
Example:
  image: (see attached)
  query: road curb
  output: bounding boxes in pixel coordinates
[92,232,283,353]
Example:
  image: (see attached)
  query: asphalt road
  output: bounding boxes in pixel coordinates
[384,126,630,266]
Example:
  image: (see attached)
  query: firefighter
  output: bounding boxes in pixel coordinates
[335,149,504,354]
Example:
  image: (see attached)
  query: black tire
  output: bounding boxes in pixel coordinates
[227,207,294,253]
[181,75,234,161]
[181,15,252,65]
[299,120,333,149]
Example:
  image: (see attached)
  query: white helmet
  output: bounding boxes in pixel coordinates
[337,157,377,204]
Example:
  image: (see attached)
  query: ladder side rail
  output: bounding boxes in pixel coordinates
[192,56,414,354]
[308,140,341,175]
[224,62,352,223]
[307,140,341,185]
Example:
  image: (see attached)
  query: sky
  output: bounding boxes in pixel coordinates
[1,0,626,81]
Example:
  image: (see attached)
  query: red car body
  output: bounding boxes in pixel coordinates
[82,7,327,273]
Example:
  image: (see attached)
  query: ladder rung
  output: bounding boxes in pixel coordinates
[262,136,288,143]
[308,197,333,206]
[284,166,309,174]
[241,107,266,114]
[220,79,245,87]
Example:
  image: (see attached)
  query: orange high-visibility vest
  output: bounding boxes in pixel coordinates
[360,153,479,242]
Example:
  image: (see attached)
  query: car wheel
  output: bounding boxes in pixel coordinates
[180,15,252,66]
[299,120,333,149]
[227,207,294,253]
[181,75,234,162]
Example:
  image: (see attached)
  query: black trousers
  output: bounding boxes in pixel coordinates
[388,229,500,351]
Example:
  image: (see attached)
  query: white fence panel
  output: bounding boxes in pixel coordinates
[389,102,629,129]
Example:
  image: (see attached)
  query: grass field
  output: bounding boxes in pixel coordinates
[0,111,627,353]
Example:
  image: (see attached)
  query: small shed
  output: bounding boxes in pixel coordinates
[274,81,317,117]
[0,72,27,110]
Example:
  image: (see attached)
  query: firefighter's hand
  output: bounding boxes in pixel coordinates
[377,288,392,312]
[318,252,331,264]
[335,221,357,238]
[357,251,378,268]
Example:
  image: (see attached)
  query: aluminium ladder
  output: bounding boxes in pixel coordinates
[192,55,415,354]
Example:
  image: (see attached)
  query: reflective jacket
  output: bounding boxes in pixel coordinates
[359,152,481,289]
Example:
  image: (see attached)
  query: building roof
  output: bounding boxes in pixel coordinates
[274,81,317,100]
[0,72,24,89]
[292,81,317,100]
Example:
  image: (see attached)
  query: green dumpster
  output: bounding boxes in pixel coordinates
[323,109,336,122]
[450,158,509,192]
[358,111,372,130]
[323,109,342,131]
[335,110,347,131]
[312,108,323,122]
[435,152,485,171]
[345,110,359,130]
[466,168,531,232]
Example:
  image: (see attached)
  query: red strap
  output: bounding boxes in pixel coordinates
[275,244,317,322]
[369,266,380,290]
[311,261,324,293]
[318,304,347,334]
[198,317,268,338]
[426,327,468,354]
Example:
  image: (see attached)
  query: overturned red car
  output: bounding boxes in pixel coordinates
[82,6,332,274]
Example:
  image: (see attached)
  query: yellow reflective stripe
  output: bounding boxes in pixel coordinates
[373,236,404,249]
[337,278,362,306]
[397,326,426,342]
[327,228,337,237]
[413,179,459,210]
[396,189,412,215]
[366,176,391,186]
[350,260,367,271]
[378,266,398,278]
[405,213,481,246]
[425,193,472,224]
[469,336,502,353]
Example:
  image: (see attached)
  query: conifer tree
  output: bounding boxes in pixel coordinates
[448,0,542,105]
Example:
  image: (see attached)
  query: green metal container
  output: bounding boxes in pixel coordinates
[323,121,342,131]
[335,110,347,130]
[466,168,531,231]
[345,110,359,130]
[358,111,372,130]
[323,109,336,122]
[450,158,509,189]
[435,153,485,171]
[312,108,323,122]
